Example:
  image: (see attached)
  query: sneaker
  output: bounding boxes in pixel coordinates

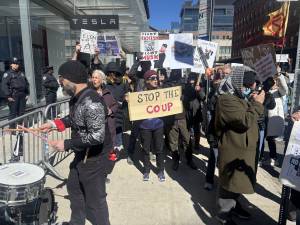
[127,156,134,165]
[143,173,150,181]
[231,202,251,220]
[150,152,156,162]
[158,171,166,182]
[203,182,213,191]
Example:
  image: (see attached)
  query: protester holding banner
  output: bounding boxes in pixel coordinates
[139,70,165,182]
[91,47,105,71]
[163,69,197,171]
[214,71,265,225]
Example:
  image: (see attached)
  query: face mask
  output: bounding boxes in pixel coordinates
[243,88,252,97]
[62,82,76,97]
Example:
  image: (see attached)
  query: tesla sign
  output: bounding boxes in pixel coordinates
[70,15,119,30]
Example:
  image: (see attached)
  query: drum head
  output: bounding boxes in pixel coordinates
[0,163,45,186]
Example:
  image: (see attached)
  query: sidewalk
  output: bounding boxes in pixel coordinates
[45,138,294,225]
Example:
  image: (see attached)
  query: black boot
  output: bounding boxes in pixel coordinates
[194,132,201,151]
[172,151,180,171]
[185,149,197,170]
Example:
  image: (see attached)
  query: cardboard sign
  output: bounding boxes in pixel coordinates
[192,39,218,73]
[80,29,98,54]
[140,32,159,61]
[128,86,183,121]
[280,121,300,191]
[241,44,277,81]
[169,33,194,69]
[97,33,120,57]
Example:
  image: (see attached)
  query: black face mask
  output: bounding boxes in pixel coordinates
[62,82,76,97]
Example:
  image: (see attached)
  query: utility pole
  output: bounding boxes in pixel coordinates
[291,21,300,113]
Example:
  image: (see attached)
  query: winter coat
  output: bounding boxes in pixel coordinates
[101,88,118,146]
[215,93,264,194]
[267,89,285,137]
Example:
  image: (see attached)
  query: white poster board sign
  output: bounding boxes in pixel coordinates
[140,32,159,61]
[169,33,194,69]
[80,29,98,55]
[97,33,121,57]
[280,121,300,191]
[276,54,289,63]
[151,39,171,69]
[192,39,218,73]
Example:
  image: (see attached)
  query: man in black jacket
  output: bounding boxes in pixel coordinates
[40,61,112,225]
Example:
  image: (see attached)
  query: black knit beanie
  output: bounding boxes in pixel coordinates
[58,61,88,84]
[243,71,256,87]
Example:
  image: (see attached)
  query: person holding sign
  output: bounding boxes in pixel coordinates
[139,70,166,182]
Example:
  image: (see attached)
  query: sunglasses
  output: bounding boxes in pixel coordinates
[148,76,158,81]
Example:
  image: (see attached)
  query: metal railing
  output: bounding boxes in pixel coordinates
[0,99,71,181]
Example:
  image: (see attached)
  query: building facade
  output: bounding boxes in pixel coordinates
[0,0,149,116]
[231,0,300,59]
[180,1,199,32]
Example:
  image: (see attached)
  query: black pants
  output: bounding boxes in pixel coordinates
[45,92,57,119]
[140,128,164,173]
[8,93,26,128]
[67,158,110,225]
[266,136,277,159]
[206,148,216,184]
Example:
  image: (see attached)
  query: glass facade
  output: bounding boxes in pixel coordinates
[181,8,199,31]
[0,0,71,117]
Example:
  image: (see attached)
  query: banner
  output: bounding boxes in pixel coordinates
[70,15,119,30]
[80,29,98,55]
[128,86,183,121]
[97,33,120,57]
[241,44,277,82]
[169,33,194,69]
[198,0,209,39]
[280,121,300,191]
[192,39,218,73]
[140,32,159,61]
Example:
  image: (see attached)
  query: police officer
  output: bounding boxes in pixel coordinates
[42,66,59,119]
[1,57,29,127]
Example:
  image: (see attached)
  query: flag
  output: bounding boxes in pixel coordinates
[263,2,290,38]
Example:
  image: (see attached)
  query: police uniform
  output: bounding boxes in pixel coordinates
[1,67,29,122]
[42,67,59,105]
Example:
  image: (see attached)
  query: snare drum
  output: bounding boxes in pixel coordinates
[0,163,45,206]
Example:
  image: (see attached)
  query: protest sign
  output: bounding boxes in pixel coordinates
[80,29,98,54]
[280,121,300,191]
[276,54,289,62]
[241,44,277,82]
[140,32,159,61]
[152,39,171,69]
[128,86,183,121]
[192,39,218,73]
[169,33,194,69]
[97,33,120,57]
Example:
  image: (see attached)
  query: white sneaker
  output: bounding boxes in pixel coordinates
[204,182,213,191]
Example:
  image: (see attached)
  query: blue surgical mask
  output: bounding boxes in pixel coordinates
[243,88,252,96]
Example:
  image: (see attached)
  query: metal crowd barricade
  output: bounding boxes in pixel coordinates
[43,99,72,168]
[0,109,45,165]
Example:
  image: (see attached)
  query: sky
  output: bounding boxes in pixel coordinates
[148,0,187,30]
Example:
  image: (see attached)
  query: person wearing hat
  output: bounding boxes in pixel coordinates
[39,60,112,225]
[105,62,129,151]
[42,66,59,118]
[1,57,29,128]
[214,70,265,225]
[139,70,166,182]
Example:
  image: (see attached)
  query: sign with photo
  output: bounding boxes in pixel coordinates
[70,15,119,30]
[97,33,120,57]
[80,29,98,55]
[152,39,171,69]
[140,32,159,61]
[169,33,194,69]
[192,39,218,73]
[241,44,277,82]
[128,86,183,121]
[280,121,300,191]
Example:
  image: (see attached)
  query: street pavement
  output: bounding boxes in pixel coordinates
[45,137,295,225]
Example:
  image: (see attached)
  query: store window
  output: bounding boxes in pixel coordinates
[29,0,71,102]
[0,0,23,114]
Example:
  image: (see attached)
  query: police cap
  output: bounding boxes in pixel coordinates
[9,57,20,65]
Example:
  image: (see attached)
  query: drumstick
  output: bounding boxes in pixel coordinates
[17,125,48,142]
